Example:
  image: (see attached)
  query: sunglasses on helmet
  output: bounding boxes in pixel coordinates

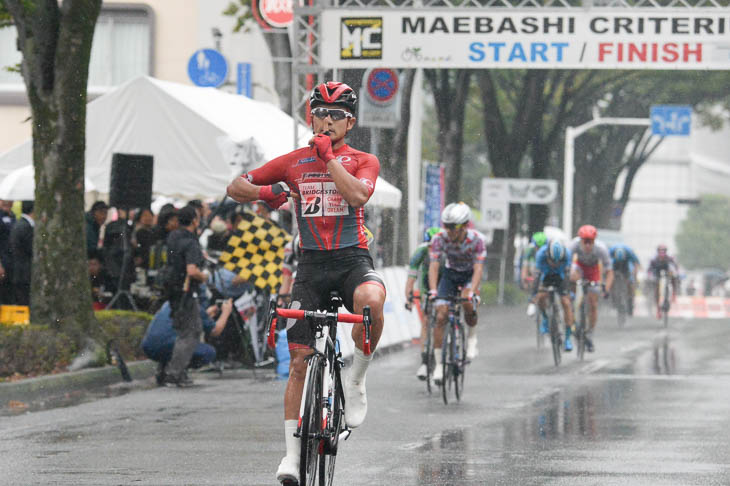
[444,223,464,231]
[311,107,352,121]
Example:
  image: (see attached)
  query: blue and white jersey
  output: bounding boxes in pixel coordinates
[535,245,571,281]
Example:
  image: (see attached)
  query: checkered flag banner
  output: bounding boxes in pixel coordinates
[219,211,292,293]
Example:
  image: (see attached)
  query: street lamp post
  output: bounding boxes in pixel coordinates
[562,116,652,236]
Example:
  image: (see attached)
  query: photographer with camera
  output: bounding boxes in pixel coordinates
[142,292,233,386]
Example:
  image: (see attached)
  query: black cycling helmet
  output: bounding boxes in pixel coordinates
[310,81,358,113]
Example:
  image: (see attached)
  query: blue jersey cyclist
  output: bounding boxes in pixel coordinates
[428,202,486,385]
[523,231,548,317]
[609,243,641,316]
[534,240,575,351]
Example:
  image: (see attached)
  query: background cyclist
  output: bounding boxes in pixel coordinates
[427,202,486,384]
[568,225,613,352]
[609,242,641,317]
[534,239,574,351]
[523,231,548,319]
[405,226,442,381]
[647,244,679,319]
[226,81,386,485]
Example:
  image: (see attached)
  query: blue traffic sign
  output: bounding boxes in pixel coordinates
[651,105,691,136]
[366,69,399,105]
[187,49,228,88]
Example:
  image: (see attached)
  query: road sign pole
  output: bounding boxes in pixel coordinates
[562,116,650,237]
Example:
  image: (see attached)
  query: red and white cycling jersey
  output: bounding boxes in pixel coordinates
[248,143,379,251]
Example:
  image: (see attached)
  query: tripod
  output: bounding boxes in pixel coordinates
[106,209,138,311]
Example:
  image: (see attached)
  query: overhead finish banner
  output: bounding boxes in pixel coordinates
[322,9,730,69]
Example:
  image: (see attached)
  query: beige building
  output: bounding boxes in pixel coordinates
[0,0,279,153]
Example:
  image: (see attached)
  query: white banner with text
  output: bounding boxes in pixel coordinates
[322,9,730,69]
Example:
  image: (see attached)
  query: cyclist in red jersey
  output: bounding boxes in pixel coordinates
[226,81,386,485]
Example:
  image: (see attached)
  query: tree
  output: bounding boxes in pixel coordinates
[573,71,730,232]
[224,1,292,114]
[3,0,101,338]
[676,195,730,270]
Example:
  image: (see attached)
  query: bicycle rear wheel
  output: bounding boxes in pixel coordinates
[535,310,543,349]
[549,305,561,367]
[300,355,324,486]
[441,327,454,405]
[453,323,466,402]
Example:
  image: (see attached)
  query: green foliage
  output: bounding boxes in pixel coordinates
[0,310,152,380]
[223,0,253,33]
[93,310,153,361]
[0,325,77,379]
[676,194,730,271]
[480,282,526,307]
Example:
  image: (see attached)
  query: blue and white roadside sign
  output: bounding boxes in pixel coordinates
[651,105,691,136]
[187,49,228,88]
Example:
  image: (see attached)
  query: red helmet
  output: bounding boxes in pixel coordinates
[310,81,358,113]
[577,224,597,240]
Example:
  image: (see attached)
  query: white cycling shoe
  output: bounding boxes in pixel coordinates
[432,362,443,385]
[467,335,479,360]
[344,376,367,428]
[416,363,428,381]
[526,303,537,317]
[276,455,299,484]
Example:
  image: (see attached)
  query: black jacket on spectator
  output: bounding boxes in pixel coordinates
[103,218,135,291]
[0,208,16,304]
[9,214,33,305]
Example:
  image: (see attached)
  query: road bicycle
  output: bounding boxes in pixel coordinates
[611,270,630,328]
[657,269,671,327]
[539,285,564,367]
[574,280,601,361]
[439,294,474,405]
[266,292,372,486]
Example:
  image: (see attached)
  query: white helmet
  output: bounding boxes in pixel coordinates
[441,202,472,225]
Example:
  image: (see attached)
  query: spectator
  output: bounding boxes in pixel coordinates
[9,201,34,306]
[142,293,233,385]
[0,199,16,305]
[205,215,231,253]
[102,208,135,295]
[88,249,113,310]
[85,200,109,253]
[148,206,178,272]
[132,207,155,270]
[162,205,209,387]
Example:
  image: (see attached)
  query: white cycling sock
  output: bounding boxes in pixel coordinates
[434,348,442,366]
[467,325,477,338]
[349,347,372,385]
[284,419,299,458]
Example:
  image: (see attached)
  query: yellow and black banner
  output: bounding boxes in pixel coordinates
[219,211,291,294]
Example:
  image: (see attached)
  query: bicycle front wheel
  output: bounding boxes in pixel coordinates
[441,327,454,405]
[453,323,466,402]
[425,315,435,395]
[550,306,561,367]
[300,355,324,486]
[322,364,344,486]
[576,298,587,361]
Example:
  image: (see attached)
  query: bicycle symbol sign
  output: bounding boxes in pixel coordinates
[366,69,399,105]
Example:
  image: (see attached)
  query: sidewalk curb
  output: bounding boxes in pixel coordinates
[0,360,157,413]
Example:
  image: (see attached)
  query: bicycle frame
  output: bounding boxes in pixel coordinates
[574,279,600,360]
[440,294,472,405]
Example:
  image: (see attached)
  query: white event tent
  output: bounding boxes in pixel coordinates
[0,76,401,208]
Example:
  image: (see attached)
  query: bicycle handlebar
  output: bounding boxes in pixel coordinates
[265,302,373,355]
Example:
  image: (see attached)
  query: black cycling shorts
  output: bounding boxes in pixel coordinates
[286,247,385,349]
[540,273,568,296]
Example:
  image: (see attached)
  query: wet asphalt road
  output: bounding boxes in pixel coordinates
[2,304,730,485]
